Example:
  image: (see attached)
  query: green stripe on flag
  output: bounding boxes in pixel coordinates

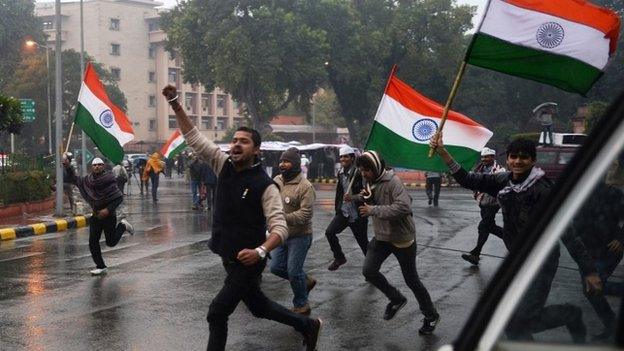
[466,33,603,95]
[167,142,187,159]
[75,104,124,163]
[366,122,480,172]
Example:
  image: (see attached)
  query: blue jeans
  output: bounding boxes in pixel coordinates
[190,180,201,206]
[269,235,313,308]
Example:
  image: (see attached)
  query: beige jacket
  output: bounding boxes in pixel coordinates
[273,173,315,238]
[183,127,288,242]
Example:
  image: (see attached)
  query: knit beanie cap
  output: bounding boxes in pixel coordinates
[280,147,301,168]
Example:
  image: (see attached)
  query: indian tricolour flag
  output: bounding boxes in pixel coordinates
[161,130,186,159]
[466,0,620,95]
[76,63,134,163]
[365,73,492,172]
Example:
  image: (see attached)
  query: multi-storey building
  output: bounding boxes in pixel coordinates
[35,0,245,150]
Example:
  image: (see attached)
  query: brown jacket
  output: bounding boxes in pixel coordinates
[274,173,315,238]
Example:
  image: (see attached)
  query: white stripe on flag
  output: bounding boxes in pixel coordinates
[78,82,134,145]
[480,0,610,69]
[376,95,493,151]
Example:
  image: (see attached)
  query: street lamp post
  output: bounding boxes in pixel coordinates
[54,0,64,216]
[25,40,52,155]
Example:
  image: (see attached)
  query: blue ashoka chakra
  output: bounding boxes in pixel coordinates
[536,22,565,49]
[412,118,438,142]
[99,110,114,128]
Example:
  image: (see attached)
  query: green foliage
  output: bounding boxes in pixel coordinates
[299,0,475,145]
[161,0,329,129]
[584,101,609,133]
[0,170,51,206]
[0,95,24,134]
[0,0,43,90]
[4,50,126,154]
[312,89,345,128]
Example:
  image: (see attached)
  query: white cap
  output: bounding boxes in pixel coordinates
[481,147,496,156]
[91,157,104,165]
[339,146,355,156]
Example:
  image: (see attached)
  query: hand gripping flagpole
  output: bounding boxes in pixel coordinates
[427,60,468,158]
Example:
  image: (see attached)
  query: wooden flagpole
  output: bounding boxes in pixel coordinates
[64,121,76,154]
[428,60,468,158]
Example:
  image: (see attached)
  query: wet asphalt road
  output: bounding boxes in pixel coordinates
[0,177,605,350]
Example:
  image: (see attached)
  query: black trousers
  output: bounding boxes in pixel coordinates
[362,238,437,318]
[206,259,314,351]
[89,213,126,269]
[581,249,622,330]
[150,172,159,200]
[506,252,584,341]
[425,177,441,201]
[470,205,504,256]
[325,213,368,260]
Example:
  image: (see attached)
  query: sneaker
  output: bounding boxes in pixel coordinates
[428,198,432,205]
[306,276,317,293]
[383,296,407,320]
[121,219,134,235]
[419,313,440,335]
[327,257,347,271]
[90,267,108,276]
[191,205,198,210]
[461,253,479,266]
[292,304,312,315]
[303,318,323,351]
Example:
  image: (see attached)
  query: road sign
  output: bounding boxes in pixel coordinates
[19,99,36,122]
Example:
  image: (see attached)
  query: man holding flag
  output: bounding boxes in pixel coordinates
[430,133,601,342]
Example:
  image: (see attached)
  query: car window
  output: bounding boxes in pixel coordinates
[496,150,624,346]
[537,151,558,164]
[558,151,575,165]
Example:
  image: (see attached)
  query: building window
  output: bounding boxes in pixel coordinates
[43,18,54,30]
[111,68,121,80]
[148,95,156,107]
[148,20,159,32]
[168,116,177,129]
[168,68,178,84]
[190,116,198,127]
[148,44,156,59]
[201,116,211,130]
[185,93,197,115]
[217,117,228,130]
[148,71,155,83]
[149,119,156,131]
[202,94,212,115]
[217,94,227,110]
[110,43,121,56]
[110,18,120,31]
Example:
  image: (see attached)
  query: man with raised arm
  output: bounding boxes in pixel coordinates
[161,85,322,351]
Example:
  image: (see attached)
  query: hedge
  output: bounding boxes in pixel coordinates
[0,171,52,207]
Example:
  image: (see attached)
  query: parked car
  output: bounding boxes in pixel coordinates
[440,93,624,351]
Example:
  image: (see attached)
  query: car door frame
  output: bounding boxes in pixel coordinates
[451,92,624,351]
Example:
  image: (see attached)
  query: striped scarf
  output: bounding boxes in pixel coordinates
[360,150,387,202]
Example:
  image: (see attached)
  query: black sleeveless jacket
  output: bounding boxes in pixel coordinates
[210,160,274,261]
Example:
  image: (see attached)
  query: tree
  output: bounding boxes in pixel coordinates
[0,0,43,90]
[311,89,345,128]
[160,0,329,130]
[300,0,475,145]
[0,95,23,135]
[584,101,609,133]
[4,49,126,154]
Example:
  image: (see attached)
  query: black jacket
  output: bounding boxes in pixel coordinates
[571,182,624,259]
[452,167,596,275]
[334,166,365,215]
